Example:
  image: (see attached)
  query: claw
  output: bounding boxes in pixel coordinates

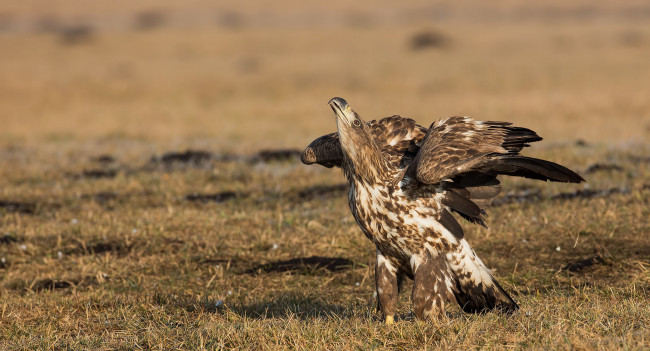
[385,315,395,325]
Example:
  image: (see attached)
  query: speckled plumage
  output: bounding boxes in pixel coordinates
[302,97,584,322]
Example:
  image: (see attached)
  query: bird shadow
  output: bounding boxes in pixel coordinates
[151,290,360,320]
[225,292,357,320]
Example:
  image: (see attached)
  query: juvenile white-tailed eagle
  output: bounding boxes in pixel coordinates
[301,97,584,324]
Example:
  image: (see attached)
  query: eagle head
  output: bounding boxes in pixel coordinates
[329,97,390,183]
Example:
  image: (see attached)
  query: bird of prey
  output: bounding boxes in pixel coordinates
[301,97,584,324]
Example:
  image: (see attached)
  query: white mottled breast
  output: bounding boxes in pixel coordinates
[348,180,459,268]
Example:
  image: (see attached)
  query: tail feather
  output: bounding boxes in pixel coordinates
[481,156,585,183]
[449,173,503,211]
[439,190,486,227]
[446,239,518,313]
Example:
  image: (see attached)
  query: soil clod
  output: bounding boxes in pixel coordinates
[562,256,604,272]
[255,149,301,162]
[82,169,117,179]
[410,30,449,50]
[584,163,624,174]
[247,256,356,275]
[92,155,116,164]
[551,187,628,200]
[0,201,36,214]
[185,191,240,203]
[296,184,347,200]
[156,150,213,165]
[0,233,20,244]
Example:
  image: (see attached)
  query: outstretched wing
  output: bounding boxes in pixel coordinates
[301,115,427,169]
[405,116,584,226]
[300,132,342,168]
[407,116,584,184]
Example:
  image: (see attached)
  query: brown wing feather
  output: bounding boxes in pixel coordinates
[406,117,517,185]
[405,116,583,225]
[406,116,583,185]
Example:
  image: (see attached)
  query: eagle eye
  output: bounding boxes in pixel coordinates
[353,119,361,127]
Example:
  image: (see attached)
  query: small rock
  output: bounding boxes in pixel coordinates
[307,220,324,230]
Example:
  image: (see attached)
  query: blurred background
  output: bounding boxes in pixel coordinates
[0,0,649,154]
[2,2,650,347]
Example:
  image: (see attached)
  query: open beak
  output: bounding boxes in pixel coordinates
[328,97,355,126]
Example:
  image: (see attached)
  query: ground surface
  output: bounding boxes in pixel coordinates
[0,1,649,350]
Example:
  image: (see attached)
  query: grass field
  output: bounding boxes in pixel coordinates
[1,1,649,349]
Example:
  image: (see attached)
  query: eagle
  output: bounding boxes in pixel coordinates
[301,97,584,324]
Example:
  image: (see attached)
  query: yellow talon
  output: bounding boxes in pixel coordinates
[385,315,394,325]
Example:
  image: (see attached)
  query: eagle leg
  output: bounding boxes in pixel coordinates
[375,251,398,324]
[412,251,452,320]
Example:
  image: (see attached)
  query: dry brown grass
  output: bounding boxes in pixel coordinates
[1,1,649,349]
